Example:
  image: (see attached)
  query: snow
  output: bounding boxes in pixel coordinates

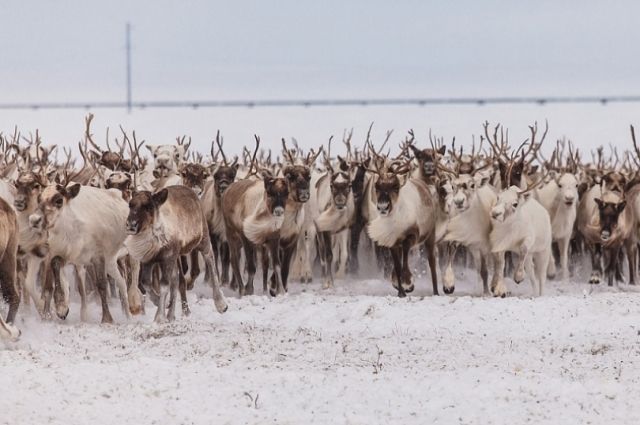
[2,269,640,425]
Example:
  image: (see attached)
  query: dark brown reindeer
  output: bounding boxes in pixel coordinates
[0,196,20,340]
[125,185,228,322]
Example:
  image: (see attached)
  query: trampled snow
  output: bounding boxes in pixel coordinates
[2,269,640,425]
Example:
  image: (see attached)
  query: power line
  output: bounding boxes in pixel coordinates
[0,95,639,111]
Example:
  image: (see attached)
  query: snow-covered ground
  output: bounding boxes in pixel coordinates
[2,268,640,425]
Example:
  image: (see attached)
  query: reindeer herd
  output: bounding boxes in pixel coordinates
[0,114,640,340]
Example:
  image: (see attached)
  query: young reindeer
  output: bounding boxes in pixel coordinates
[367,161,439,297]
[125,185,228,322]
[489,181,552,297]
[314,141,355,289]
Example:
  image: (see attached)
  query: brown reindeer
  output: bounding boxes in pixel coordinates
[0,197,20,339]
[125,186,228,321]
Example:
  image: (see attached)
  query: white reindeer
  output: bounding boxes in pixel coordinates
[534,172,579,280]
[489,185,552,296]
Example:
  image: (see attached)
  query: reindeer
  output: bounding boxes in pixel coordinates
[314,146,355,289]
[28,173,141,323]
[125,186,228,322]
[201,131,240,286]
[0,196,20,339]
[489,182,552,297]
[367,161,439,297]
[13,169,49,312]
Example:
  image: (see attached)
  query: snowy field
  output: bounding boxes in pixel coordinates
[2,267,640,425]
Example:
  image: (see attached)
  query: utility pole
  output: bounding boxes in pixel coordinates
[126,22,132,113]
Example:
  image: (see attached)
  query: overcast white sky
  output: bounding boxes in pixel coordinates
[1,1,640,156]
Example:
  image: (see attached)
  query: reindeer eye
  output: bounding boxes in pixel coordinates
[558,184,562,188]
[54,196,64,208]
[33,183,40,190]
[175,154,180,160]
[154,154,158,159]
[512,202,518,208]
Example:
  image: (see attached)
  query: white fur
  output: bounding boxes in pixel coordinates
[490,186,552,296]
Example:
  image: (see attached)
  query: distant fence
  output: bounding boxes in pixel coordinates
[1,95,640,111]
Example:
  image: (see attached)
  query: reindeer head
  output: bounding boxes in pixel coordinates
[409,145,446,177]
[29,182,82,231]
[146,144,187,177]
[126,189,168,235]
[213,163,239,196]
[594,197,626,241]
[554,172,579,206]
[601,171,626,194]
[374,172,403,216]
[105,170,133,201]
[450,174,478,212]
[263,176,289,217]
[179,163,210,196]
[13,170,45,212]
[490,186,527,223]
[282,165,311,203]
[330,171,351,210]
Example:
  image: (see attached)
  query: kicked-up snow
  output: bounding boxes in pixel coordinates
[2,270,640,425]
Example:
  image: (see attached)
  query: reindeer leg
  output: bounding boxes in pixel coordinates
[40,261,54,320]
[221,241,231,286]
[491,251,507,298]
[0,249,19,325]
[348,218,363,275]
[280,242,296,293]
[319,231,333,289]
[240,238,257,296]
[24,256,44,314]
[425,237,438,296]
[401,238,415,294]
[443,242,457,294]
[480,253,490,296]
[75,266,89,322]
[589,243,603,284]
[127,259,144,315]
[107,259,131,320]
[51,256,69,320]
[186,250,200,290]
[163,260,179,322]
[267,239,283,297]
[514,242,531,284]
[627,239,637,286]
[559,236,571,281]
[227,235,245,297]
[390,246,405,298]
[93,257,113,324]
[201,241,228,314]
[261,247,269,294]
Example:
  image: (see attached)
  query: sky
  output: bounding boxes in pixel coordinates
[1,1,640,157]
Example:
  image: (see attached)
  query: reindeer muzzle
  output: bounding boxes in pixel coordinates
[126,220,140,235]
[297,190,310,202]
[601,230,611,241]
[13,198,26,211]
[273,206,285,217]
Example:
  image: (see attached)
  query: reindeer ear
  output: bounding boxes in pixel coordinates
[65,183,81,199]
[145,145,156,154]
[153,188,169,206]
[437,146,447,155]
[594,198,604,208]
[529,165,539,174]
[617,201,627,213]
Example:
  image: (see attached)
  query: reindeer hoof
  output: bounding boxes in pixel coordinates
[56,306,69,320]
[397,291,406,298]
[443,286,455,295]
[186,278,195,291]
[101,316,114,325]
[589,275,601,285]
